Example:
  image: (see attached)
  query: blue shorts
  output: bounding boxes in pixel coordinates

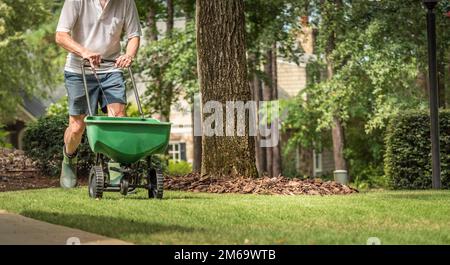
[64,71,127,116]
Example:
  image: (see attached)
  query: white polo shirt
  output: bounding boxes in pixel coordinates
[56,0,142,74]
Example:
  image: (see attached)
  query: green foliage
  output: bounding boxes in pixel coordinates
[283,0,443,185]
[167,160,192,176]
[136,20,198,118]
[384,110,450,189]
[0,0,63,122]
[0,124,11,148]
[22,114,94,177]
[46,96,69,116]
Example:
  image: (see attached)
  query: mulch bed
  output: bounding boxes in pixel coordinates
[2,148,357,195]
[0,148,62,192]
[0,172,60,192]
[165,173,358,195]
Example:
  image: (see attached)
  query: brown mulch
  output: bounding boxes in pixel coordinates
[0,148,59,192]
[0,172,61,192]
[165,173,358,195]
[1,148,357,195]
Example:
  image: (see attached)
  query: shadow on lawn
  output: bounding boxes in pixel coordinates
[20,210,200,237]
[100,193,211,201]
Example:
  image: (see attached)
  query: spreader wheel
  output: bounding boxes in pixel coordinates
[148,166,164,199]
[89,166,104,199]
[120,178,129,196]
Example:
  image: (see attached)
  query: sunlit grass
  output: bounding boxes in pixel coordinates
[1,188,450,244]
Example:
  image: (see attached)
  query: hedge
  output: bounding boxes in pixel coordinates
[384,110,450,189]
[22,114,95,177]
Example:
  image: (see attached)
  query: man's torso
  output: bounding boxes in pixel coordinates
[61,0,130,74]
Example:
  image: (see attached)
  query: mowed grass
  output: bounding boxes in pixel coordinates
[1,188,450,244]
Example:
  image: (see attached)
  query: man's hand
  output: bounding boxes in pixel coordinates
[115,54,134,68]
[81,50,102,69]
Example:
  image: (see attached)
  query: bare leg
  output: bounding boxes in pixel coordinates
[107,103,126,117]
[64,115,86,155]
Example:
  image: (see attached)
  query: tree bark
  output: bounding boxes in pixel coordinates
[262,49,273,176]
[196,0,257,178]
[271,45,281,177]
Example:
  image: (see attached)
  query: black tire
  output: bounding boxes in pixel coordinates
[120,178,129,196]
[148,166,163,199]
[89,166,104,199]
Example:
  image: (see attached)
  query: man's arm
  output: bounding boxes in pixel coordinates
[55,32,102,68]
[115,37,140,68]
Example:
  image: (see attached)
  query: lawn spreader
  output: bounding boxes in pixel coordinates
[81,59,171,199]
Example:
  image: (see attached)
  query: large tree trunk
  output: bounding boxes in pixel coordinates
[196,0,257,178]
[263,49,273,176]
[271,45,282,177]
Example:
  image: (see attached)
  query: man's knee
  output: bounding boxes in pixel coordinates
[69,116,86,135]
[108,103,126,117]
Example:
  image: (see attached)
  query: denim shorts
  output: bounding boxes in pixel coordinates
[64,71,127,116]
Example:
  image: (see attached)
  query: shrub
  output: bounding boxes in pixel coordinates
[22,114,94,177]
[384,110,450,189]
[168,160,192,176]
[0,124,12,148]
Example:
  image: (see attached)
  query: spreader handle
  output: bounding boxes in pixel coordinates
[80,59,144,118]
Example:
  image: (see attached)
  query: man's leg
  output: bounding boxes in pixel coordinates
[64,115,87,155]
[60,115,86,189]
[106,103,126,117]
[101,72,127,117]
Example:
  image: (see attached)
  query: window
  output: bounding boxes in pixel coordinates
[168,142,187,161]
[313,149,323,176]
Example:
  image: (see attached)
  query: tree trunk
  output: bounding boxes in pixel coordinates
[249,53,264,177]
[325,0,347,172]
[271,45,282,177]
[181,0,196,21]
[159,0,176,123]
[147,3,158,42]
[167,0,174,37]
[196,0,257,178]
[263,49,273,176]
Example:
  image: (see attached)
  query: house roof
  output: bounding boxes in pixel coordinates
[20,85,66,119]
[22,96,47,118]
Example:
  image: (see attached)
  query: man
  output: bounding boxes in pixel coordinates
[55,0,142,188]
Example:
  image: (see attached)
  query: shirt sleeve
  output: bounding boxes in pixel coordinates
[124,0,142,39]
[56,0,81,33]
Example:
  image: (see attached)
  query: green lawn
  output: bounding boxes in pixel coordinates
[1,188,450,244]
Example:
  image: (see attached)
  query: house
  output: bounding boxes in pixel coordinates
[5,87,66,149]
